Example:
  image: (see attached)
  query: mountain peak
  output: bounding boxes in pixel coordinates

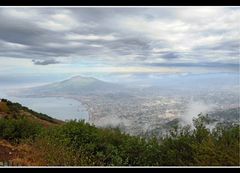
[13,75,123,97]
[67,75,99,82]
[62,75,102,86]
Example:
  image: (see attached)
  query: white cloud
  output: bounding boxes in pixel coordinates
[46,41,83,48]
[183,35,224,50]
[89,44,103,47]
[1,8,38,19]
[65,33,117,41]
[120,7,239,56]
[37,11,79,31]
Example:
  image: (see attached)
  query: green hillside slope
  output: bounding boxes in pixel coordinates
[0,99,239,166]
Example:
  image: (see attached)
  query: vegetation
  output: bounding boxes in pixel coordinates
[0,118,43,143]
[0,99,239,166]
[0,101,10,112]
[1,99,57,123]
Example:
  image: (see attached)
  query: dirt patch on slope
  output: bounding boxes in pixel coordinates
[0,140,44,166]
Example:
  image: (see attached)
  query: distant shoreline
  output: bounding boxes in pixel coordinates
[1,92,90,122]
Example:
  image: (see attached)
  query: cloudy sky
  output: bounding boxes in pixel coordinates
[0,7,239,86]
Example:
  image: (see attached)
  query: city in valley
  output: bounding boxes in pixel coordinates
[8,73,239,136]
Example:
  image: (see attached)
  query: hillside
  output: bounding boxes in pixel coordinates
[0,99,62,165]
[209,107,240,122]
[0,99,62,127]
[0,99,239,166]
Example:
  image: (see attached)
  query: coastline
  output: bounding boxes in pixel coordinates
[1,91,91,122]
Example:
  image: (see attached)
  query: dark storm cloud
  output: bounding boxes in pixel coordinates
[32,59,60,65]
[160,52,179,59]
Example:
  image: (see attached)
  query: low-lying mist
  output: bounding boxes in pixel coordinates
[180,101,216,127]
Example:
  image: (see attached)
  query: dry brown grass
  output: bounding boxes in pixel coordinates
[0,102,9,113]
[11,143,47,166]
[20,110,61,128]
[0,139,47,166]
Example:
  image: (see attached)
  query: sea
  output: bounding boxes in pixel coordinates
[0,89,89,121]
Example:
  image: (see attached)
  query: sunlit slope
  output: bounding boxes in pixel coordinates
[0,99,62,127]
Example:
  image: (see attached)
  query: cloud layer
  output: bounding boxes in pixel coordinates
[0,7,239,73]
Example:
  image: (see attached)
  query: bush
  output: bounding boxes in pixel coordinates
[0,117,43,143]
[1,111,239,166]
[32,117,239,166]
[0,101,10,112]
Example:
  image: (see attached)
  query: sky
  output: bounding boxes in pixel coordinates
[0,7,239,87]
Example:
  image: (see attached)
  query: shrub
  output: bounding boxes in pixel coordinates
[0,117,43,142]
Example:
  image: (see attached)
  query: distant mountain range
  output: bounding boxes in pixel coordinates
[12,75,127,97]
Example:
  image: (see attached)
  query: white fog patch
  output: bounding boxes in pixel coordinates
[141,123,152,133]
[206,121,218,131]
[94,115,131,128]
[180,101,216,127]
